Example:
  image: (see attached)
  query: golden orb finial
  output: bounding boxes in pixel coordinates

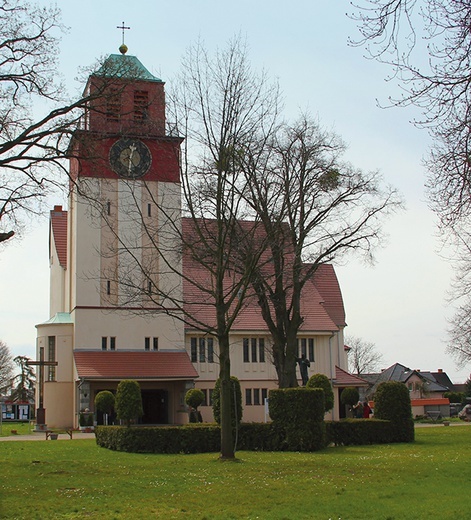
[119,44,128,55]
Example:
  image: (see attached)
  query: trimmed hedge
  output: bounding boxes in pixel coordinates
[96,424,220,454]
[306,374,334,411]
[96,416,411,454]
[269,387,326,451]
[326,419,395,446]
[374,381,415,442]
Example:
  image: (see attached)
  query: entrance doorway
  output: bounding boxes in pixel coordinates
[141,390,168,424]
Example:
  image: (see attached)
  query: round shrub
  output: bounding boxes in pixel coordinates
[374,381,414,442]
[185,388,205,410]
[185,388,205,423]
[212,376,242,427]
[95,391,115,414]
[341,387,359,409]
[115,379,143,427]
[306,373,334,412]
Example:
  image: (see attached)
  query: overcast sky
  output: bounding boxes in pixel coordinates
[1,1,468,383]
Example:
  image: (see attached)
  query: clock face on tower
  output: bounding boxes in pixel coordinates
[109,138,152,178]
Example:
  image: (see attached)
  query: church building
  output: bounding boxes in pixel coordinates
[35,47,355,429]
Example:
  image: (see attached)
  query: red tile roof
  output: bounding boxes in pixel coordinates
[312,264,346,327]
[182,218,345,333]
[74,351,199,380]
[334,366,369,387]
[50,206,67,268]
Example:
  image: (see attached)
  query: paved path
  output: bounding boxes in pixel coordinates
[0,431,96,442]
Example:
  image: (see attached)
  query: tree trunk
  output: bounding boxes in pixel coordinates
[218,334,234,459]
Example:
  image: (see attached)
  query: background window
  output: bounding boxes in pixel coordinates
[101,337,107,351]
[190,338,197,362]
[145,337,150,351]
[243,338,249,363]
[199,338,206,362]
[259,338,265,363]
[110,337,116,351]
[207,338,214,363]
[251,338,257,362]
[253,388,260,405]
[245,388,252,406]
[153,337,158,351]
[261,388,268,403]
[309,338,315,361]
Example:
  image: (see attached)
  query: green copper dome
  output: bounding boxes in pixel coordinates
[95,54,162,82]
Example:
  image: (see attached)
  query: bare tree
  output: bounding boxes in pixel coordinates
[240,115,401,387]
[0,339,13,395]
[350,0,471,229]
[446,228,471,366]
[0,1,117,245]
[350,0,471,372]
[92,37,280,459]
[346,335,384,375]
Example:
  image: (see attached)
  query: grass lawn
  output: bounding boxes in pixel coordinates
[0,421,33,437]
[1,425,469,519]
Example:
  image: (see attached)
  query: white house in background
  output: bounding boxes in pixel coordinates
[35,47,354,428]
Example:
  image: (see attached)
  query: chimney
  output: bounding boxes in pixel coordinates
[53,205,63,212]
[438,368,443,373]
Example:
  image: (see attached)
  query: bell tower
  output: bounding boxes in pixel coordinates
[66,46,184,352]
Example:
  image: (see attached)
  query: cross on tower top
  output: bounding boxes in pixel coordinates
[117,22,130,54]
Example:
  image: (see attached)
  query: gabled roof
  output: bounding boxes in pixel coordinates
[334,366,369,387]
[362,363,451,393]
[50,206,67,268]
[432,371,455,392]
[74,351,198,380]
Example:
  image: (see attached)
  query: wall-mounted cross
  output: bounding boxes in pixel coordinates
[117,21,130,46]
[27,347,58,427]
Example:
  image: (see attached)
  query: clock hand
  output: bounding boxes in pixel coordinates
[127,144,137,174]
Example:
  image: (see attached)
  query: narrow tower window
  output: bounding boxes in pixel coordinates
[48,336,56,381]
[134,90,149,121]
